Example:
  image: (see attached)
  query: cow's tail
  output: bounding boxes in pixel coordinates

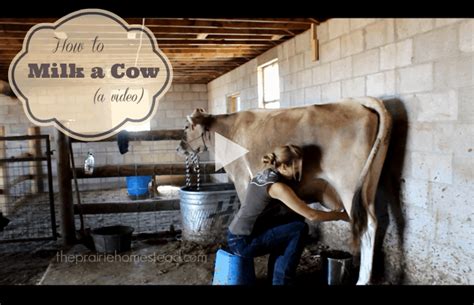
[350,97,392,252]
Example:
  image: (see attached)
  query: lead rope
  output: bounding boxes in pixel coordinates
[185,154,191,188]
[185,152,201,191]
[192,153,201,191]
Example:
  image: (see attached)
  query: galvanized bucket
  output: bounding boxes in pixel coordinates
[322,250,353,285]
[179,183,239,244]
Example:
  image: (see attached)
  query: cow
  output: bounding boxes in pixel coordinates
[176,97,392,285]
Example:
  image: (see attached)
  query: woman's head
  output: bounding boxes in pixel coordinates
[262,144,303,181]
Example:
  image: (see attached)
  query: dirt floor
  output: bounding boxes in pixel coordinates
[0,231,354,285]
[0,240,60,285]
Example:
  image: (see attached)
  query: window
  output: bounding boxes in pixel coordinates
[227,93,241,113]
[258,59,280,109]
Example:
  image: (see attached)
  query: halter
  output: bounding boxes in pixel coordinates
[181,129,208,155]
[182,129,208,191]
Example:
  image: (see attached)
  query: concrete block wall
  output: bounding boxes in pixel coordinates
[0,83,207,191]
[207,18,473,284]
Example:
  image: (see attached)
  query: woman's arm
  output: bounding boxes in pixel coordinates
[268,182,349,222]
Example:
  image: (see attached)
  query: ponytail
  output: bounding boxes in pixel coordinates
[262,152,277,165]
[261,144,303,169]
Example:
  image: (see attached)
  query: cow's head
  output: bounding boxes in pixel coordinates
[176,108,213,156]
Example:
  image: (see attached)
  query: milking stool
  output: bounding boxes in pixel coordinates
[212,249,256,285]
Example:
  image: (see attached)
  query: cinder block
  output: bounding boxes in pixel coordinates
[435,56,473,91]
[398,63,433,94]
[341,77,365,97]
[278,43,287,61]
[366,71,395,97]
[250,74,258,87]
[303,50,319,70]
[279,59,290,76]
[416,90,458,122]
[190,84,207,92]
[295,30,310,54]
[406,123,435,152]
[301,69,313,88]
[311,63,331,85]
[430,182,473,222]
[291,53,305,74]
[433,123,474,155]
[340,30,364,57]
[365,19,395,50]
[459,20,474,53]
[290,90,304,107]
[173,84,190,92]
[237,77,250,90]
[453,155,474,185]
[7,105,20,115]
[398,205,432,260]
[352,49,379,77]
[286,74,297,91]
[380,39,413,70]
[328,19,350,40]
[411,151,453,184]
[321,82,341,102]
[330,57,352,81]
[349,18,377,31]
[400,177,429,209]
[458,86,474,123]
[244,87,258,101]
[174,100,193,110]
[287,38,296,58]
[304,86,321,104]
[163,92,182,102]
[165,110,183,119]
[435,18,463,28]
[414,25,459,63]
[395,19,434,40]
[320,38,341,63]
[182,92,199,101]
[280,92,290,108]
[316,21,329,43]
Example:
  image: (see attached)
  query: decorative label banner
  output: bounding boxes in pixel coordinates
[8,9,173,141]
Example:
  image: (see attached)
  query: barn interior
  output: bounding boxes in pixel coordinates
[0,16,472,287]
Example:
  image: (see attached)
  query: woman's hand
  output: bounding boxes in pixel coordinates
[335,209,350,222]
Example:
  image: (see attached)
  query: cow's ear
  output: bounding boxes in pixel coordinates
[188,108,212,127]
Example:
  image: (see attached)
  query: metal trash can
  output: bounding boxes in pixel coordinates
[322,250,353,285]
[179,183,239,244]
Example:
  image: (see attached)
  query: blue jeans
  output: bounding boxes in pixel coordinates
[227,221,308,285]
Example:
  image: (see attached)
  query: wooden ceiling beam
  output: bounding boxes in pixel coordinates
[183,18,316,24]
[0,20,311,31]
[124,19,312,30]
[0,26,296,37]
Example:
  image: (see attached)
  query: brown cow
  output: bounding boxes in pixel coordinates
[177,97,392,284]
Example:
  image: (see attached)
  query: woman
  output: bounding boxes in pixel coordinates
[227,144,349,285]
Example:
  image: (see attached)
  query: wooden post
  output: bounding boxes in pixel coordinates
[28,126,44,194]
[56,130,76,245]
[0,126,10,216]
[311,23,319,62]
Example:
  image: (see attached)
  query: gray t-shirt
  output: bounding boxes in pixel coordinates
[229,168,284,236]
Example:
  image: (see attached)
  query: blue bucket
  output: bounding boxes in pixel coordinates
[126,176,152,197]
[212,249,256,285]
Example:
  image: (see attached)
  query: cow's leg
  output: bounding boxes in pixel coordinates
[356,206,377,285]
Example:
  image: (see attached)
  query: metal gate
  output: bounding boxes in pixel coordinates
[0,132,57,243]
